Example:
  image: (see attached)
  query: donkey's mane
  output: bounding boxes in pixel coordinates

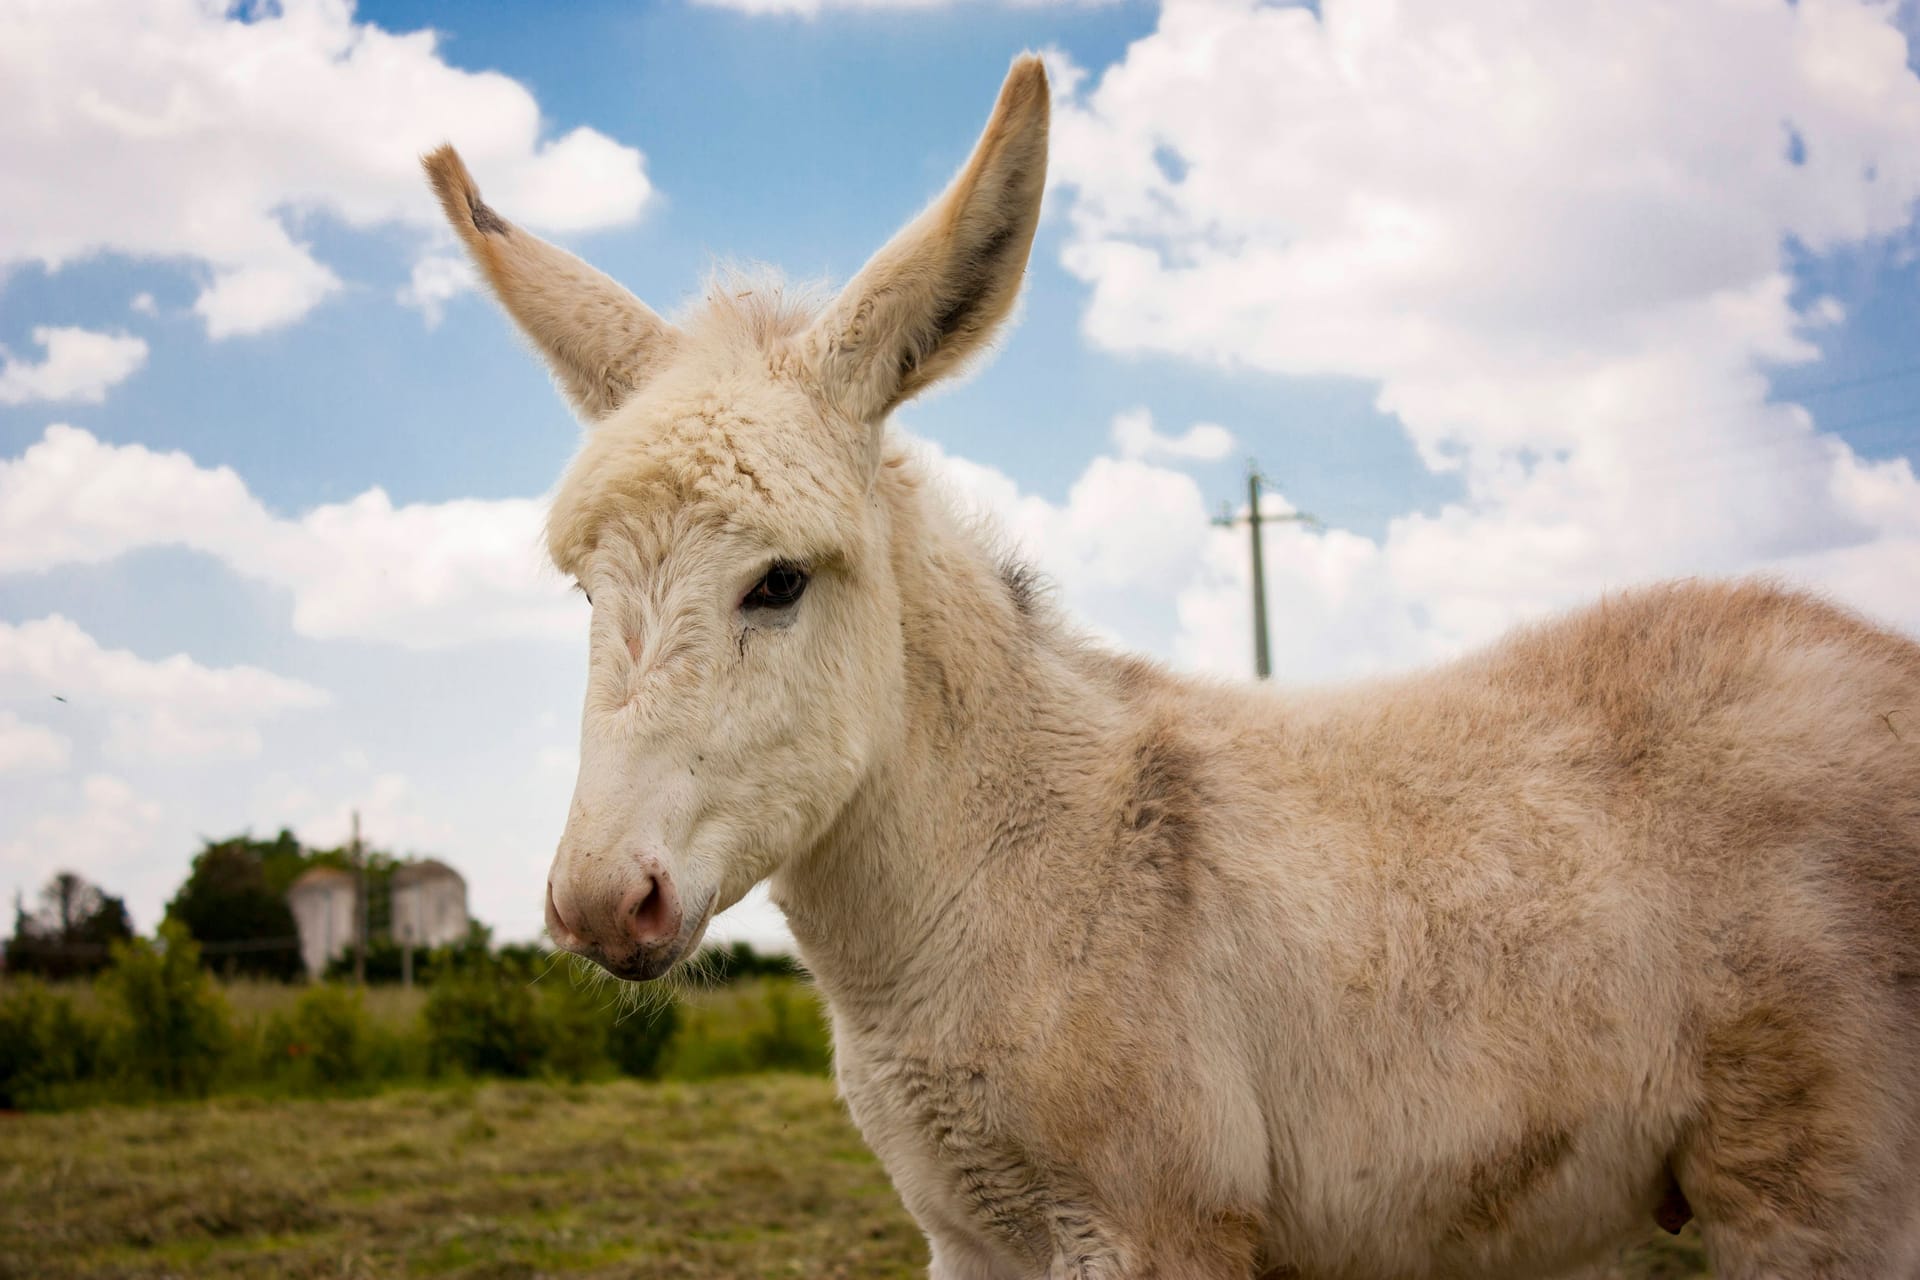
[683,266,826,355]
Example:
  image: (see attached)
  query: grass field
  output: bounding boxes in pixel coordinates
[0,1072,1715,1280]
[0,1074,922,1279]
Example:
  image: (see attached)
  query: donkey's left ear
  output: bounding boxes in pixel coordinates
[422,146,680,423]
[806,55,1048,426]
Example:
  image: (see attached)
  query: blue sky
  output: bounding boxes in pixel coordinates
[3,0,1919,946]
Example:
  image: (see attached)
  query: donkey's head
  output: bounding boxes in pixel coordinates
[425,58,1048,979]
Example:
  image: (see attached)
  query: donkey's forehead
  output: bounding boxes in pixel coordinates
[545,377,867,574]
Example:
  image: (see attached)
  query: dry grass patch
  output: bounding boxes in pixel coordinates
[0,1075,920,1279]
[0,1074,1712,1278]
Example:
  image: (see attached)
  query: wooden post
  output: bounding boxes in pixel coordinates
[351,811,367,986]
[1212,461,1316,680]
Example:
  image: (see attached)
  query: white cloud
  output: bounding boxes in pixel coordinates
[295,771,455,856]
[194,254,343,341]
[0,425,572,649]
[0,711,71,773]
[128,292,156,317]
[0,0,655,337]
[1110,407,1236,462]
[1046,0,1920,678]
[0,326,148,404]
[697,0,1105,14]
[0,616,328,762]
[916,433,1214,652]
[1,774,164,929]
[397,253,476,327]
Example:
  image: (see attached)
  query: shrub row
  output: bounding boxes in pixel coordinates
[0,924,829,1111]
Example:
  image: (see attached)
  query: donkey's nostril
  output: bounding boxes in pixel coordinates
[621,871,680,946]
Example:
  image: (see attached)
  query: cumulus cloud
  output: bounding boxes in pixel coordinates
[696,0,1104,14]
[295,770,456,855]
[1110,407,1236,462]
[0,616,329,762]
[0,0,654,337]
[0,425,571,649]
[0,711,71,773]
[1,774,164,928]
[1047,0,1920,677]
[916,432,1214,652]
[0,326,148,404]
[397,254,476,328]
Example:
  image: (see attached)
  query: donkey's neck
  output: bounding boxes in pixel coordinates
[770,450,1130,1023]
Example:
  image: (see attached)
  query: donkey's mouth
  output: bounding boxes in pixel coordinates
[601,890,717,982]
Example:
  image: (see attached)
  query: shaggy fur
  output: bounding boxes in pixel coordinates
[427,56,1920,1280]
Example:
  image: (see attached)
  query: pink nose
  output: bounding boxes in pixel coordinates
[545,854,685,980]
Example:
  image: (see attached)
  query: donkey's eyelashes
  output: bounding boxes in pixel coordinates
[742,563,810,613]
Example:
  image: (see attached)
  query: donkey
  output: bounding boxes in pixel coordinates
[425,56,1920,1280]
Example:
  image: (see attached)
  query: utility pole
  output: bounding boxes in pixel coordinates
[1212,462,1316,679]
[351,810,367,987]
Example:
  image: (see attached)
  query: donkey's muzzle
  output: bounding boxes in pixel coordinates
[545,854,686,981]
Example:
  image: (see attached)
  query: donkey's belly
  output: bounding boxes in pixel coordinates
[1267,1094,1677,1280]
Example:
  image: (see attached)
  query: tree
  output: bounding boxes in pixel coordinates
[4,871,134,979]
[164,837,302,981]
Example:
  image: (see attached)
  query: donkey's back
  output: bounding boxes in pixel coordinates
[1179,579,1920,1277]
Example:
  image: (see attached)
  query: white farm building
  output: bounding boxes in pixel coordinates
[391,859,469,949]
[286,865,357,979]
[285,858,469,979]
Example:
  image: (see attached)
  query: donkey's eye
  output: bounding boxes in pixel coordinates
[743,563,809,611]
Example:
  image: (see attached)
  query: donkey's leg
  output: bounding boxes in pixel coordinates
[1052,1207,1261,1280]
[1674,1004,1920,1280]
[929,1231,1024,1280]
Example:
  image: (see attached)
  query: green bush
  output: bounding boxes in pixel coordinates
[607,998,678,1079]
[287,984,373,1088]
[749,982,832,1074]
[97,921,230,1098]
[534,978,616,1082]
[424,971,543,1078]
[0,978,104,1108]
[663,978,829,1080]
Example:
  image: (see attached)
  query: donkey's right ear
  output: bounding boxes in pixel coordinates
[804,56,1048,428]
[422,146,680,423]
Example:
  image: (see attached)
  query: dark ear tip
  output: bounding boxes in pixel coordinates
[421,145,508,239]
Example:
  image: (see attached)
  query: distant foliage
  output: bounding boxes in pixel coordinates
[663,979,830,1080]
[607,996,679,1079]
[750,981,832,1074]
[4,871,134,980]
[534,975,618,1082]
[324,920,498,984]
[1,934,820,1110]
[0,978,104,1108]
[698,940,804,983]
[165,839,303,981]
[424,969,545,1078]
[97,922,231,1098]
[284,984,374,1088]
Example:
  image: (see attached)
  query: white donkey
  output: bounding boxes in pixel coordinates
[426,57,1920,1280]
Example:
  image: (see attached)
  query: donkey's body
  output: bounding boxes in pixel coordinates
[426,56,1920,1279]
[794,504,1920,1276]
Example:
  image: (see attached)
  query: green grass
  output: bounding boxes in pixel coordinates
[0,1075,924,1280]
[0,1070,1716,1279]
